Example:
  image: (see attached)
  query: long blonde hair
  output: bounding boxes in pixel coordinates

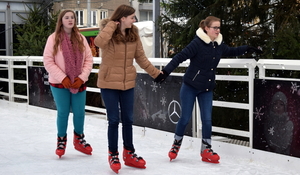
[52,10,85,56]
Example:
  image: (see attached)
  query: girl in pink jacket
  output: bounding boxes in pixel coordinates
[43,10,93,158]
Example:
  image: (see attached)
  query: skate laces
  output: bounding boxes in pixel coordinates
[205,145,217,155]
[57,142,66,149]
[171,144,180,153]
[76,134,91,147]
[204,148,217,155]
[170,140,182,153]
[57,137,66,150]
[128,151,143,161]
[109,152,120,164]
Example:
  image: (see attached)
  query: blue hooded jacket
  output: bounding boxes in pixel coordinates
[163,28,248,91]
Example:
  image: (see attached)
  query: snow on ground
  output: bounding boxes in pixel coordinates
[0,100,299,175]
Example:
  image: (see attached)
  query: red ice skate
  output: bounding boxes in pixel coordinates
[123,148,146,169]
[168,139,182,161]
[108,151,121,174]
[201,148,220,164]
[56,136,67,158]
[73,131,92,155]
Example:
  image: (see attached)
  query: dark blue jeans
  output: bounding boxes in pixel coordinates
[101,88,134,153]
[175,83,213,139]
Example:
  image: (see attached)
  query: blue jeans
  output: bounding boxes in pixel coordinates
[50,86,86,137]
[175,83,213,139]
[101,88,134,153]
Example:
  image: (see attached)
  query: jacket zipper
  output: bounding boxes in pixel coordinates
[192,70,200,81]
[124,42,127,89]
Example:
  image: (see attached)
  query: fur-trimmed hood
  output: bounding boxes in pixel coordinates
[99,19,110,30]
[196,28,223,45]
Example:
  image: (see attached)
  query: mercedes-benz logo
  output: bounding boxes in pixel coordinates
[168,100,181,124]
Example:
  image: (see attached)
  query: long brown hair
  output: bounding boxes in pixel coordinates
[110,4,139,43]
[53,10,85,56]
[199,16,220,33]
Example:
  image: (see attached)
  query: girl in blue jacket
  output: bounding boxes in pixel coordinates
[154,16,262,163]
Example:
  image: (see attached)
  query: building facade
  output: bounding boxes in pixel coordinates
[52,0,154,27]
[0,0,155,56]
[52,0,130,28]
[0,0,42,56]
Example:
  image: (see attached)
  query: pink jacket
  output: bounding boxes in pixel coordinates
[43,33,93,84]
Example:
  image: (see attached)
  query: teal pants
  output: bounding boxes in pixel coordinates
[50,86,86,137]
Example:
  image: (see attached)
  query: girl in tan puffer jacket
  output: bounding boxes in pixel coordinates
[94,4,161,174]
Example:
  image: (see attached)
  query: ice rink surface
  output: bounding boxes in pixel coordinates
[0,100,299,175]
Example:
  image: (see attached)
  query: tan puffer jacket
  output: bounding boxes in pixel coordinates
[94,19,160,90]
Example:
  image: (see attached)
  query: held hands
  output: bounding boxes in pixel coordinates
[246,46,263,61]
[62,77,72,89]
[72,77,84,89]
[246,46,263,54]
[154,70,169,84]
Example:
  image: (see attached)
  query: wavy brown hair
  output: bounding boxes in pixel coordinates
[109,4,139,43]
[52,10,85,56]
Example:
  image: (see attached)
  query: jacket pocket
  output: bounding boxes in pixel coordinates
[103,67,111,81]
[192,70,200,81]
[103,67,124,82]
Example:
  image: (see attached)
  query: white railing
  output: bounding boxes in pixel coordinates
[150,57,257,146]
[257,59,300,80]
[1,56,297,149]
[202,59,257,147]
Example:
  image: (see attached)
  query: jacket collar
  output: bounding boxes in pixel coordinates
[196,28,222,45]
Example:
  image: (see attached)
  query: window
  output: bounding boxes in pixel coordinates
[0,24,5,55]
[0,24,5,50]
[91,11,97,26]
[75,10,84,26]
[140,11,152,21]
[99,10,108,20]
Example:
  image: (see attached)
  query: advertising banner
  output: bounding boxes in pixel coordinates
[133,73,192,136]
[29,67,192,136]
[253,79,300,158]
[79,27,100,57]
[28,66,56,109]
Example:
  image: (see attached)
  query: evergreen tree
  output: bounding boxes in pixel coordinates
[12,2,58,96]
[159,0,300,138]
[13,2,58,56]
[159,0,300,59]
[265,0,300,59]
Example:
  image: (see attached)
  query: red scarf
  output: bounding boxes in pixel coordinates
[61,31,83,94]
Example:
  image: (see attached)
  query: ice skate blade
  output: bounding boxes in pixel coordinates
[74,147,92,155]
[56,152,64,158]
[124,163,146,169]
[169,157,176,161]
[168,152,177,161]
[110,163,121,174]
[56,150,65,158]
[111,169,119,174]
[201,158,219,164]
